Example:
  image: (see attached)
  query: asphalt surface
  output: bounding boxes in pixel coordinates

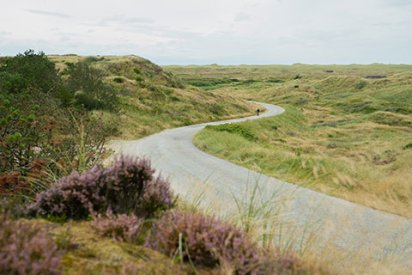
[109,102,412,268]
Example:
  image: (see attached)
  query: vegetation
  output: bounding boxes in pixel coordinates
[29,156,174,220]
[49,55,256,139]
[1,51,324,274]
[91,213,142,243]
[0,51,253,210]
[0,214,63,274]
[145,210,261,272]
[168,64,412,217]
[1,158,323,274]
[4,50,409,273]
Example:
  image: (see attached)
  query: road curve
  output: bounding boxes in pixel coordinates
[108,102,412,268]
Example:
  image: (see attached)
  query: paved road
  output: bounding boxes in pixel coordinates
[109,102,412,269]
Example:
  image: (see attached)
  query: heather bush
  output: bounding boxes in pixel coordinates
[28,166,104,219]
[0,214,62,274]
[91,212,142,242]
[97,156,174,216]
[145,210,262,274]
[29,156,174,220]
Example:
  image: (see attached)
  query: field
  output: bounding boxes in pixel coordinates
[165,64,412,218]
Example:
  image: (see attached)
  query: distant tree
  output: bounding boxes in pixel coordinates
[0,50,60,94]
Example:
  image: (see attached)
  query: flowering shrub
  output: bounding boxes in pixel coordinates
[28,166,104,219]
[100,157,173,216]
[91,212,142,242]
[0,214,62,274]
[29,155,174,220]
[145,210,262,274]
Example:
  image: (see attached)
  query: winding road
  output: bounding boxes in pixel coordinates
[109,102,412,269]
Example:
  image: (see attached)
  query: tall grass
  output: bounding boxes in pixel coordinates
[191,70,412,217]
[177,178,410,274]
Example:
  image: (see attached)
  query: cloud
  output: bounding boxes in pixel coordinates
[98,15,156,27]
[234,13,251,22]
[24,9,71,18]
[383,0,412,6]
[0,31,11,36]
[0,0,409,64]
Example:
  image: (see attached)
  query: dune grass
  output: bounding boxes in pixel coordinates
[49,55,257,140]
[167,65,412,218]
[176,177,411,275]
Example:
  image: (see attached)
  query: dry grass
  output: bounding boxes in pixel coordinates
[176,179,411,275]
[49,55,256,140]
[176,65,412,218]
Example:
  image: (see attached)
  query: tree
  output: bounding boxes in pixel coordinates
[0,50,60,94]
[65,61,119,111]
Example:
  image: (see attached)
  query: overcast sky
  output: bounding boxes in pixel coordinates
[1,0,411,64]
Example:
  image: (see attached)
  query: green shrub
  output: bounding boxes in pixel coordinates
[403,143,412,150]
[0,49,60,94]
[113,77,125,83]
[65,61,119,111]
[355,80,367,90]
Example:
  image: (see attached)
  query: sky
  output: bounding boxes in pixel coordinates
[1,0,411,64]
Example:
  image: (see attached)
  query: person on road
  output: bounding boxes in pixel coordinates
[256,108,260,116]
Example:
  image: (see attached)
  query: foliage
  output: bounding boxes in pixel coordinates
[0,96,47,173]
[0,51,119,202]
[52,110,118,175]
[91,212,142,242]
[0,214,63,274]
[29,156,174,220]
[0,49,60,94]
[145,210,262,274]
[65,61,119,111]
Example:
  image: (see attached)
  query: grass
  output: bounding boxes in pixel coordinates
[49,55,257,140]
[23,219,191,274]
[167,64,412,218]
[176,178,410,275]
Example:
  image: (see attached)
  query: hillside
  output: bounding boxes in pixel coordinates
[166,65,412,217]
[50,55,256,139]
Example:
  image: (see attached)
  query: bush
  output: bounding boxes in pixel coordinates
[403,143,412,150]
[113,77,124,83]
[65,61,119,111]
[29,156,174,220]
[0,214,62,274]
[28,166,104,219]
[91,212,142,242]
[0,50,60,94]
[145,210,261,274]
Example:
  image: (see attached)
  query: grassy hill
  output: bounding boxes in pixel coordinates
[50,55,255,139]
[166,64,412,218]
